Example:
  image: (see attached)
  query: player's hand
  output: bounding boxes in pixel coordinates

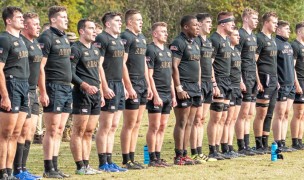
[147,87,153,100]
[257,82,264,92]
[296,84,303,94]
[213,86,220,97]
[124,88,129,100]
[100,96,105,107]
[81,83,99,95]
[240,82,246,92]
[177,91,190,100]
[39,92,49,107]
[1,96,11,111]
[127,87,137,99]
[171,97,177,107]
[103,88,115,99]
[153,95,163,107]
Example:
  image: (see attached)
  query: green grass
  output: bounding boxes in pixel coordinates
[27,112,304,180]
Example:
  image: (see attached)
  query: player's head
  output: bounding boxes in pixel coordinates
[242,8,259,30]
[2,6,23,29]
[23,12,41,38]
[101,11,122,35]
[77,19,96,43]
[230,27,240,46]
[48,6,68,31]
[42,23,50,32]
[125,9,143,33]
[295,22,304,37]
[217,11,235,35]
[196,13,212,35]
[95,22,103,34]
[262,11,278,33]
[180,15,199,38]
[276,20,290,39]
[151,22,168,43]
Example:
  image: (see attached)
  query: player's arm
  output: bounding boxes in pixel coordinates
[172,57,189,100]
[98,56,115,99]
[146,50,159,105]
[145,58,153,100]
[0,37,11,111]
[294,59,302,94]
[171,78,177,107]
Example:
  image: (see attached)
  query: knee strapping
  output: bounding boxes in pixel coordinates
[210,102,224,112]
[256,103,269,107]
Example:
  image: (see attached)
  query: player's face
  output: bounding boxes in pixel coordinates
[154,26,168,43]
[248,14,259,29]
[224,16,235,35]
[266,16,278,33]
[83,21,96,42]
[109,16,122,35]
[96,27,102,35]
[24,17,41,38]
[8,11,24,30]
[187,19,199,37]
[53,11,68,31]
[278,25,291,39]
[230,30,240,46]
[200,17,212,34]
[130,13,143,33]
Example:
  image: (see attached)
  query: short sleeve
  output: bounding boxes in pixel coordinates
[37,33,52,58]
[210,36,219,59]
[256,35,264,55]
[0,36,11,63]
[94,34,108,57]
[169,39,185,59]
[146,45,156,69]
[120,32,133,53]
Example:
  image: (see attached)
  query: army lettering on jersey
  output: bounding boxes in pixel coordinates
[38,27,72,83]
[256,32,277,76]
[230,47,242,85]
[195,35,213,82]
[70,41,101,87]
[170,32,201,83]
[21,35,43,90]
[121,29,147,79]
[0,31,29,79]
[146,42,172,96]
[292,40,304,80]
[95,31,124,81]
[210,32,232,78]
[237,28,257,72]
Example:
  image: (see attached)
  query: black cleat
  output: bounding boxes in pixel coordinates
[43,170,63,179]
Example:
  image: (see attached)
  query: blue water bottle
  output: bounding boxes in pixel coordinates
[271,141,278,161]
[144,145,150,164]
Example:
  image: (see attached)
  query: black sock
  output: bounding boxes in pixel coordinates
[215,144,220,152]
[155,152,161,160]
[98,153,107,166]
[209,145,215,154]
[299,139,303,145]
[6,168,12,176]
[75,161,84,170]
[255,136,263,149]
[129,152,135,162]
[191,148,198,155]
[228,145,234,152]
[276,140,282,147]
[281,139,286,147]
[237,139,245,150]
[107,153,113,164]
[197,147,202,155]
[13,143,24,175]
[83,160,89,168]
[52,156,58,171]
[292,138,298,146]
[262,135,269,148]
[174,148,183,157]
[221,143,229,153]
[0,169,7,179]
[22,140,31,172]
[149,152,156,160]
[244,134,250,148]
[122,154,130,164]
[44,160,53,172]
[183,149,187,157]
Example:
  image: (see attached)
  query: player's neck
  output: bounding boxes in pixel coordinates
[216,29,228,39]
[199,32,207,41]
[261,28,273,38]
[6,26,20,37]
[105,29,118,38]
[126,27,139,36]
[296,36,304,44]
[20,31,34,42]
[51,25,65,32]
[242,24,253,34]
[153,40,164,50]
[80,38,91,48]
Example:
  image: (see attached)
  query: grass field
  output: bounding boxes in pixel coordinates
[26,112,304,180]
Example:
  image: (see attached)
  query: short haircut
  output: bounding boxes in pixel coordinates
[95,22,103,30]
[23,12,39,22]
[196,13,212,22]
[2,6,22,26]
[242,7,258,19]
[101,11,122,27]
[42,23,50,30]
[217,11,233,22]
[295,21,304,33]
[261,11,278,25]
[277,20,290,29]
[77,19,92,34]
[48,6,66,22]
[125,9,140,23]
[151,22,167,32]
[180,15,197,28]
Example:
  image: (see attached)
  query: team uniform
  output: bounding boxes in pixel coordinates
[229,47,242,106]
[146,42,172,114]
[95,31,125,112]
[38,27,72,113]
[70,41,101,115]
[291,40,304,103]
[121,29,147,109]
[237,28,258,101]
[195,35,213,104]
[275,35,295,101]
[170,32,201,107]
[0,31,29,113]
[210,32,232,101]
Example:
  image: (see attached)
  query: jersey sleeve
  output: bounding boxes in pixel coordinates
[94,34,108,57]
[146,45,156,69]
[169,38,185,59]
[0,36,11,63]
[70,45,83,86]
[37,33,52,58]
[256,35,264,55]
[121,32,133,53]
[210,36,219,59]
[291,42,299,60]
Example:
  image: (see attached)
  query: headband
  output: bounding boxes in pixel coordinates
[218,17,235,25]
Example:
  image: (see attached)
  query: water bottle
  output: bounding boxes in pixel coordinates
[143,145,149,164]
[271,141,278,161]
